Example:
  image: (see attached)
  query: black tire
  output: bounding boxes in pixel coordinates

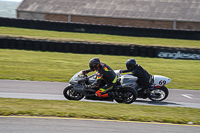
[148,86,169,101]
[114,87,138,104]
[63,85,84,100]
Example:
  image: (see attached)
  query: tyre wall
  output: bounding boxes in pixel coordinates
[0,37,199,60]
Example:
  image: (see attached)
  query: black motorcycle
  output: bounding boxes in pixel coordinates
[63,70,138,104]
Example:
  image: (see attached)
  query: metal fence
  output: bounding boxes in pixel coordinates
[0,17,200,40]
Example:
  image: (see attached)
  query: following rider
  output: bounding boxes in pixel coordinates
[120,58,152,98]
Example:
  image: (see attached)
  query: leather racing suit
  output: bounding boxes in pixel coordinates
[85,63,117,97]
[121,64,152,94]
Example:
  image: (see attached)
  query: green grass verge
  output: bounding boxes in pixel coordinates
[0,49,200,90]
[0,27,200,48]
[1,27,199,125]
[0,98,200,125]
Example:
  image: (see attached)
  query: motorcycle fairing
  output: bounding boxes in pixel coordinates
[120,74,138,87]
[153,75,171,88]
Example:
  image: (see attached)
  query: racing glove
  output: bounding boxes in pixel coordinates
[82,69,92,75]
[82,70,87,75]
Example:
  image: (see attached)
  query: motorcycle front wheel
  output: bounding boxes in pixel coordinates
[114,87,137,104]
[63,85,84,100]
[148,86,169,101]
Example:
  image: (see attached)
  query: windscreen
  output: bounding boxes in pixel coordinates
[69,71,85,82]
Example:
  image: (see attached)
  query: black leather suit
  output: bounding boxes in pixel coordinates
[121,64,152,93]
[86,63,117,91]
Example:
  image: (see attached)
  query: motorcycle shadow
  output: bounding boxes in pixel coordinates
[135,99,181,106]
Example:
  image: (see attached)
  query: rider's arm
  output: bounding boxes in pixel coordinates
[120,69,130,73]
[86,73,103,89]
[82,69,92,75]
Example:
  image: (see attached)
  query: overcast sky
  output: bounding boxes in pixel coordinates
[0,0,22,2]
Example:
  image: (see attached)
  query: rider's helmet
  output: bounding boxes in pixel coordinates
[89,58,100,71]
[126,58,137,71]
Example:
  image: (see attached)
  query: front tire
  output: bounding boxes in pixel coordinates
[114,87,137,104]
[63,85,84,100]
[148,86,169,101]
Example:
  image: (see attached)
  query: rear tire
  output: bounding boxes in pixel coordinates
[148,86,169,101]
[63,85,84,100]
[114,87,137,104]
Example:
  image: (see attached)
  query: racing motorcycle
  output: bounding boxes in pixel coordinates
[115,70,171,102]
[63,70,138,104]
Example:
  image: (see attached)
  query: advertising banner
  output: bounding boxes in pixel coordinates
[157,50,200,60]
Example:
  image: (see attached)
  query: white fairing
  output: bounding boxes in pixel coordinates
[153,75,171,88]
[120,74,138,87]
[114,70,121,77]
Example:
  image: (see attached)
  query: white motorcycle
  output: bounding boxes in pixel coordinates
[115,70,171,101]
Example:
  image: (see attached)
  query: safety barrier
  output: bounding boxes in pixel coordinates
[0,37,199,60]
[0,17,200,40]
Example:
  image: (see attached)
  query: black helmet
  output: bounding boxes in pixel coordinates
[126,58,137,71]
[89,58,100,71]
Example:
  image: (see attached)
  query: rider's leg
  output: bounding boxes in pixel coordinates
[95,82,116,98]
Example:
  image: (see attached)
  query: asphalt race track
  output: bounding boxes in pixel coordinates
[0,116,199,133]
[0,80,200,108]
[0,79,200,108]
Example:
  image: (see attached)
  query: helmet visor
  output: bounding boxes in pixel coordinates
[90,63,98,71]
[126,63,132,71]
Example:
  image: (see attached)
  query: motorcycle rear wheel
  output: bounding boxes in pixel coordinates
[148,86,169,101]
[114,87,137,104]
[63,85,84,100]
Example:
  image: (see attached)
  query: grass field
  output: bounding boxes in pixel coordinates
[1,98,200,125]
[0,27,200,124]
[0,49,200,90]
[0,27,200,48]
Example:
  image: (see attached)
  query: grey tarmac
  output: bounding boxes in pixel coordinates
[0,116,199,133]
[0,79,200,108]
